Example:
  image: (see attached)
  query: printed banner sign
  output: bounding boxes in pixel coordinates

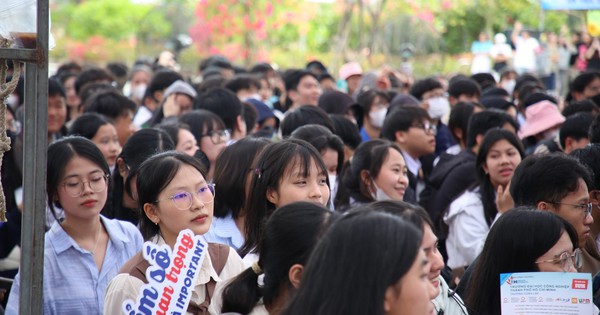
[500,272,593,314]
[541,0,600,10]
[122,229,208,315]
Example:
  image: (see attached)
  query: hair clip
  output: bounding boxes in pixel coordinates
[254,168,262,179]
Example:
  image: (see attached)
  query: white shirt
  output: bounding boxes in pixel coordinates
[514,37,540,72]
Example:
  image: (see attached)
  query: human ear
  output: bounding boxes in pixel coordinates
[383,285,396,313]
[143,203,159,224]
[117,158,128,179]
[288,264,304,289]
[266,187,279,206]
[360,170,372,188]
[537,201,553,212]
[288,90,298,103]
[394,130,408,144]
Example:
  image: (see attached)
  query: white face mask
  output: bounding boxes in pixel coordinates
[369,108,387,128]
[427,96,450,119]
[502,80,516,95]
[371,182,391,201]
[542,128,559,141]
[131,84,147,100]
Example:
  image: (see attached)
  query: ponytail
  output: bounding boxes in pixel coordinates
[221,267,263,314]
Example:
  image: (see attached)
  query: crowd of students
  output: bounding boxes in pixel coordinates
[2,52,600,315]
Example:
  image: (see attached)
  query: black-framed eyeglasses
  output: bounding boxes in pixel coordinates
[548,201,593,218]
[62,174,109,197]
[153,184,215,210]
[411,122,437,135]
[201,129,231,145]
[535,248,582,272]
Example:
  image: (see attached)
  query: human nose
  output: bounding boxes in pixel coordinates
[309,181,323,200]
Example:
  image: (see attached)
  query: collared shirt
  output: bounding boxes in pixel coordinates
[359,127,371,142]
[5,215,143,315]
[204,214,245,251]
[103,235,245,315]
[401,150,421,179]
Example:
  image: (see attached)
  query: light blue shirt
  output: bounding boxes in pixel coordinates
[5,215,143,315]
[204,213,244,251]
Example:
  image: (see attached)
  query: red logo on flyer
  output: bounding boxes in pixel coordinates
[572,279,588,290]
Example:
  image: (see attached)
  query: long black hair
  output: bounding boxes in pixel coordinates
[282,209,423,315]
[465,208,578,315]
[476,129,524,225]
[221,202,339,314]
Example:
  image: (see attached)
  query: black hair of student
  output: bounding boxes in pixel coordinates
[179,109,226,146]
[559,112,595,150]
[82,90,137,120]
[145,70,183,102]
[470,73,496,91]
[74,67,114,95]
[280,105,335,137]
[290,124,345,175]
[317,72,335,83]
[67,113,113,139]
[55,61,82,77]
[193,87,244,132]
[515,82,544,107]
[481,87,510,98]
[571,71,600,95]
[282,210,423,315]
[249,62,274,75]
[240,139,329,256]
[282,69,318,92]
[105,129,175,222]
[409,77,443,100]
[522,92,558,109]
[448,79,481,99]
[193,76,227,95]
[47,136,111,221]
[570,143,600,190]
[154,121,192,147]
[480,96,516,112]
[48,77,66,98]
[356,89,391,115]
[476,129,525,225]
[78,82,118,106]
[515,74,544,96]
[510,153,593,207]
[329,114,362,150]
[242,102,258,133]
[465,207,578,315]
[225,74,261,93]
[448,102,482,145]
[199,55,233,73]
[136,151,207,240]
[368,200,434,232]
[563,99,599,117]
[590,114,600,143]
[221,202,339,314]
[213,137,271,219]
[466,110,519,149]
[334,139,402,210]
[381,106,430,141]
[57,71,78,89]
[106,62,128,80]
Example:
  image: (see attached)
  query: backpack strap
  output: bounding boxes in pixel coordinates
[119,251,148,283]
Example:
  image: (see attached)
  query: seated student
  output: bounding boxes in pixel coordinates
[558,112,595,154]
[194,87,247,142]
[82,90,137,146]
[517,101,566,155]
[281,69,322,111]
[282,210,437,315]
[444,129,524,271]
[569,71,600,102]
[420,110,518,230]
[134,69,182,127]
[317,90,363,128]
[465,208,580,315]
[205,137,271,251]
[221,202,339,315]
[370,201,469,315]
[444,101,483,156]
[279,105,335,138]
[146,80,197,126]
[68,113,121,173]
[225,73,262,101]
[448,78,481,106]
[103,152,245,314]
[562,99,600,117]
[409,77,455,155]
[154,121,199,156]
[334,139,409,211]
[6,137,143,315]
[356,89,391,142]
[47,78,68,143]
[381,106,436,203]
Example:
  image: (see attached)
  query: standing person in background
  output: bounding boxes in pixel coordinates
[511,22,540,75]
[586,36,600,71]
[339,62,363,97]
[490,33,513,75]
[470,32,492,75]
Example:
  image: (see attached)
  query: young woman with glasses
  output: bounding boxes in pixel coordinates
[464,208,581,315]
[5,137,143,315]
[103,151,244,314]
[180,109,231,181]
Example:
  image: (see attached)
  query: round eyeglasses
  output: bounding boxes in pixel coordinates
[535,248,582,272]
[411,122,437,136]
[201,129,231,145]
[153,184,215,210]
[62,174,109,197]
[548,202,593,218]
